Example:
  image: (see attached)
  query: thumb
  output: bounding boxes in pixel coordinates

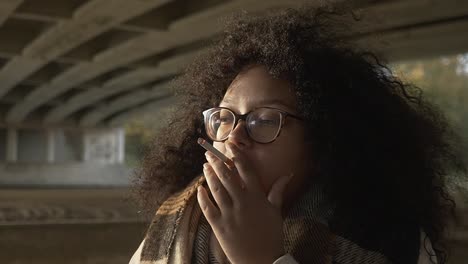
[267,172,294,211]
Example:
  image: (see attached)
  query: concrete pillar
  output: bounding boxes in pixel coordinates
[116,128,125,164]
[82,132,90,162]
[46,130,56,163]
[6,128,17,162]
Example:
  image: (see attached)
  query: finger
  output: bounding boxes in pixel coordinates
[197,185,221,223]
[203,162,233,210]
[225,141,263,192]
[267,173,294,211]
[205,151,244,200]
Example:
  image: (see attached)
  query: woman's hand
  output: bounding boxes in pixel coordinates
[197,141,293,264]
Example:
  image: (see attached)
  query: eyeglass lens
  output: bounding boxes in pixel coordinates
[206,108,282,143]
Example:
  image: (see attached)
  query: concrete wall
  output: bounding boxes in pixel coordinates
[83,128,125,164]
[17,129,47,162]
[54,130,83,162]
[0,127,130,187]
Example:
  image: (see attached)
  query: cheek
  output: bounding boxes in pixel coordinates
[213,142,223,152]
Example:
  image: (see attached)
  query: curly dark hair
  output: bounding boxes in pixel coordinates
[133,5,467,264]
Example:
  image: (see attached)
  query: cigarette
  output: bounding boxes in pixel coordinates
[197,137,234,168]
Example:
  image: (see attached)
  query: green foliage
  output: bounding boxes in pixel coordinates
[392,53,468,138]
[124,120,153,167]
[124,107,174,167]
[123,107,173,167]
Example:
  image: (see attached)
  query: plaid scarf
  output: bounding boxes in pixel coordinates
[139,174,420,264]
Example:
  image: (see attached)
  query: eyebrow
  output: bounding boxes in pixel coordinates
[221,98,295,111]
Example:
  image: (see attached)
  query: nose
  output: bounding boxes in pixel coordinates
[226,119,251,149]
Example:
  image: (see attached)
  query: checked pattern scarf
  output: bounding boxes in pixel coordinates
[139,174,420,264]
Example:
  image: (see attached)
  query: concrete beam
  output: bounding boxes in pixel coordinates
[347,0,468,35]
[42,67,167,124]
[62,0,468,126]
[0,0,23,26]
[0,50,86,65]
[107,96,177,127]
[5,0,468,125]
[79,83,173,127]
[168,0,312,34]
[5,31,167,123]
[0,92,61,106]
[43,48,207,124]
[0,0,173,99]
[356,19,468,62]
[10,12,64,23]
[4,0,313,123]
[14,0,83,20]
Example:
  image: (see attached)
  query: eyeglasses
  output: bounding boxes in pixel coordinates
[202,106,303,144]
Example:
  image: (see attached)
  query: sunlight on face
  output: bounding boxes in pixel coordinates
[212,65,313,211]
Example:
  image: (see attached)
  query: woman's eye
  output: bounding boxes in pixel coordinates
[257,119,277,125]
[219,116,233,123]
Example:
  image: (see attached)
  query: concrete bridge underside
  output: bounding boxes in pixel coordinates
[0,0,466,128]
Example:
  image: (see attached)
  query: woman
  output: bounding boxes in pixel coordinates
[129,6,467,264]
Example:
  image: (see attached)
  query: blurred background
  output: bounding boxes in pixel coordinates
[0,0,467,263]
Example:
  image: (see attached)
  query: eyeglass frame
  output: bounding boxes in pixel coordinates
[202,106,303,144]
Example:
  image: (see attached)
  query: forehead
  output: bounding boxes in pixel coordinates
[221,65,296,111]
